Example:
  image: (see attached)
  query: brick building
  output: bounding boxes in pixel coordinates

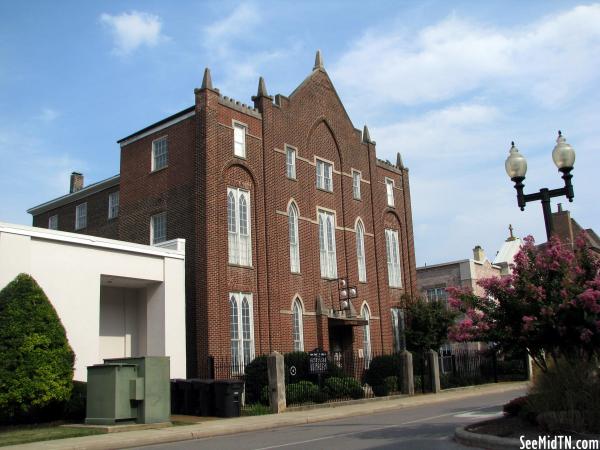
[28,52,418,377]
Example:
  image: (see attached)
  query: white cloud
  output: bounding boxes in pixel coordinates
[38,108,60,122]
[331,5,600,108]
[100,11,166,55]
[203,3,260,57]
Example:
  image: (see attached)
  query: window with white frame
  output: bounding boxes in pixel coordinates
[233,123,246,158]
[356,220,367,282]
[151,212,166,244]
[48,215,58,230]
[288,203,300,273]
[316,159,333,192]
[362,305,372,367]
[292,298,304,351]
[391,307,406,353]
[385,229,402,287]
[385,178,395,207]
[75,203,87,230]
[352,170,361,200]
[152,136,168,171]
[286,146,296,179]
[108,191,119,219]
[318,210,337,278]
[228,187,252,266]
[427,287,448,304]
[229,292,255,372]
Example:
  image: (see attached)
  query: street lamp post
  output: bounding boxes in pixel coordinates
[505,131,576,240]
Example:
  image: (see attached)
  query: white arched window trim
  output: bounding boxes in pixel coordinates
[292,297,304,351]
[229,292,255,373]
[228,187,252,266]
[288,202,300,273]
[356,219,366,282]
[362,304,372,367]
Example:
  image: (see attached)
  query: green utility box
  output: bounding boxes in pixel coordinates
[86,356,170,425]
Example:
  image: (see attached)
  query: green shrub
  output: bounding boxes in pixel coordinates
[63,381,87,421]
[503,396,528,417]
[384,376,398,393]
[364,354,402,396]
[0,274,75,424]
[324,377,364,400]
[527,358,600,433]
[244,355,269,404]
[286,381,319,405]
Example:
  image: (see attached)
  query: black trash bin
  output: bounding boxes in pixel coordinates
[213,379,243,418]
[170,379,186,414]
[194,379,215,417]
[180,380,195,415]
[183,379,215,416]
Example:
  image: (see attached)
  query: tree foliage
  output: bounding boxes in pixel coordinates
[404,298,458,352]
[0,273,75,422]
[448,234,600,371]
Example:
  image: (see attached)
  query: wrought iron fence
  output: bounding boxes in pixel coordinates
[439,348,528,389]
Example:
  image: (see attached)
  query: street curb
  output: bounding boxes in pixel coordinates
[455,421,521,450]
[3,382,527,450]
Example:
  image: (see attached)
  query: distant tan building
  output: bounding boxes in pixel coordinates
[417,226,522,302]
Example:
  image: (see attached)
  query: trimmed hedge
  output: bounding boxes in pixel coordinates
[324,377,364,400]
[364,354,402,396]
[0,274,75,424]
[244,355,269,404]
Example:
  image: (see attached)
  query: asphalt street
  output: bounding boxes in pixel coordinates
[133,388,525,450]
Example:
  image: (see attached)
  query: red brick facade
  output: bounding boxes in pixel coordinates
[29,58,417,377]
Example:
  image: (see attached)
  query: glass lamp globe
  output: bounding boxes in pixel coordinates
[552,131,575,170]
[505,142,528,179]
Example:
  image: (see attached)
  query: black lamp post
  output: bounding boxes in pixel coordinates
[505,131,576,240]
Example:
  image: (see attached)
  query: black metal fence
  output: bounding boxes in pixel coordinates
[439,348,528,389]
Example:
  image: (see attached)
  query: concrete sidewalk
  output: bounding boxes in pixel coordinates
[3,382,527,450]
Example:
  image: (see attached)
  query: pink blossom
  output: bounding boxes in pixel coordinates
[580,329,593,343]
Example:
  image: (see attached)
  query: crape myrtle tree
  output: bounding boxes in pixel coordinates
[448,234,600,371]
[0,273,75,422]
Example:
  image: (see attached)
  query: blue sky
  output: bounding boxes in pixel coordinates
[0,1,598,266]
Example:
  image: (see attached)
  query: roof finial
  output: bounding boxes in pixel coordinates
[396,152,404,169]
[362,124,371,143]
[201,67,213,90]
[507,224,517,241]
[257,76,268,97]
[314,49,324,70]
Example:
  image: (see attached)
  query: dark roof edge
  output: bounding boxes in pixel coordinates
[27,174,120,216]
[117,106,195,144]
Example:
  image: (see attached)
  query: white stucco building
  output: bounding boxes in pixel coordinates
[0,222,186,381]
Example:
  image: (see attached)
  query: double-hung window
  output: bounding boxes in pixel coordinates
[427,287,448,304]
[352,170,361,200]
[152,136,168,171]
[288,203,300,273]
[229,292,254,372]
[318,210,337,278]
[75,203,87,230]
[108,191,119,219]
[356,220,367,282]
[316,159,333,192]
[233,123,246,158]
[385,229,402,287]
[286,146,296,179]
[385,178,395,207]
[151,212,167,244]
[48,215,58,230]
[228,187,252,266]
[292,298,304,351]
